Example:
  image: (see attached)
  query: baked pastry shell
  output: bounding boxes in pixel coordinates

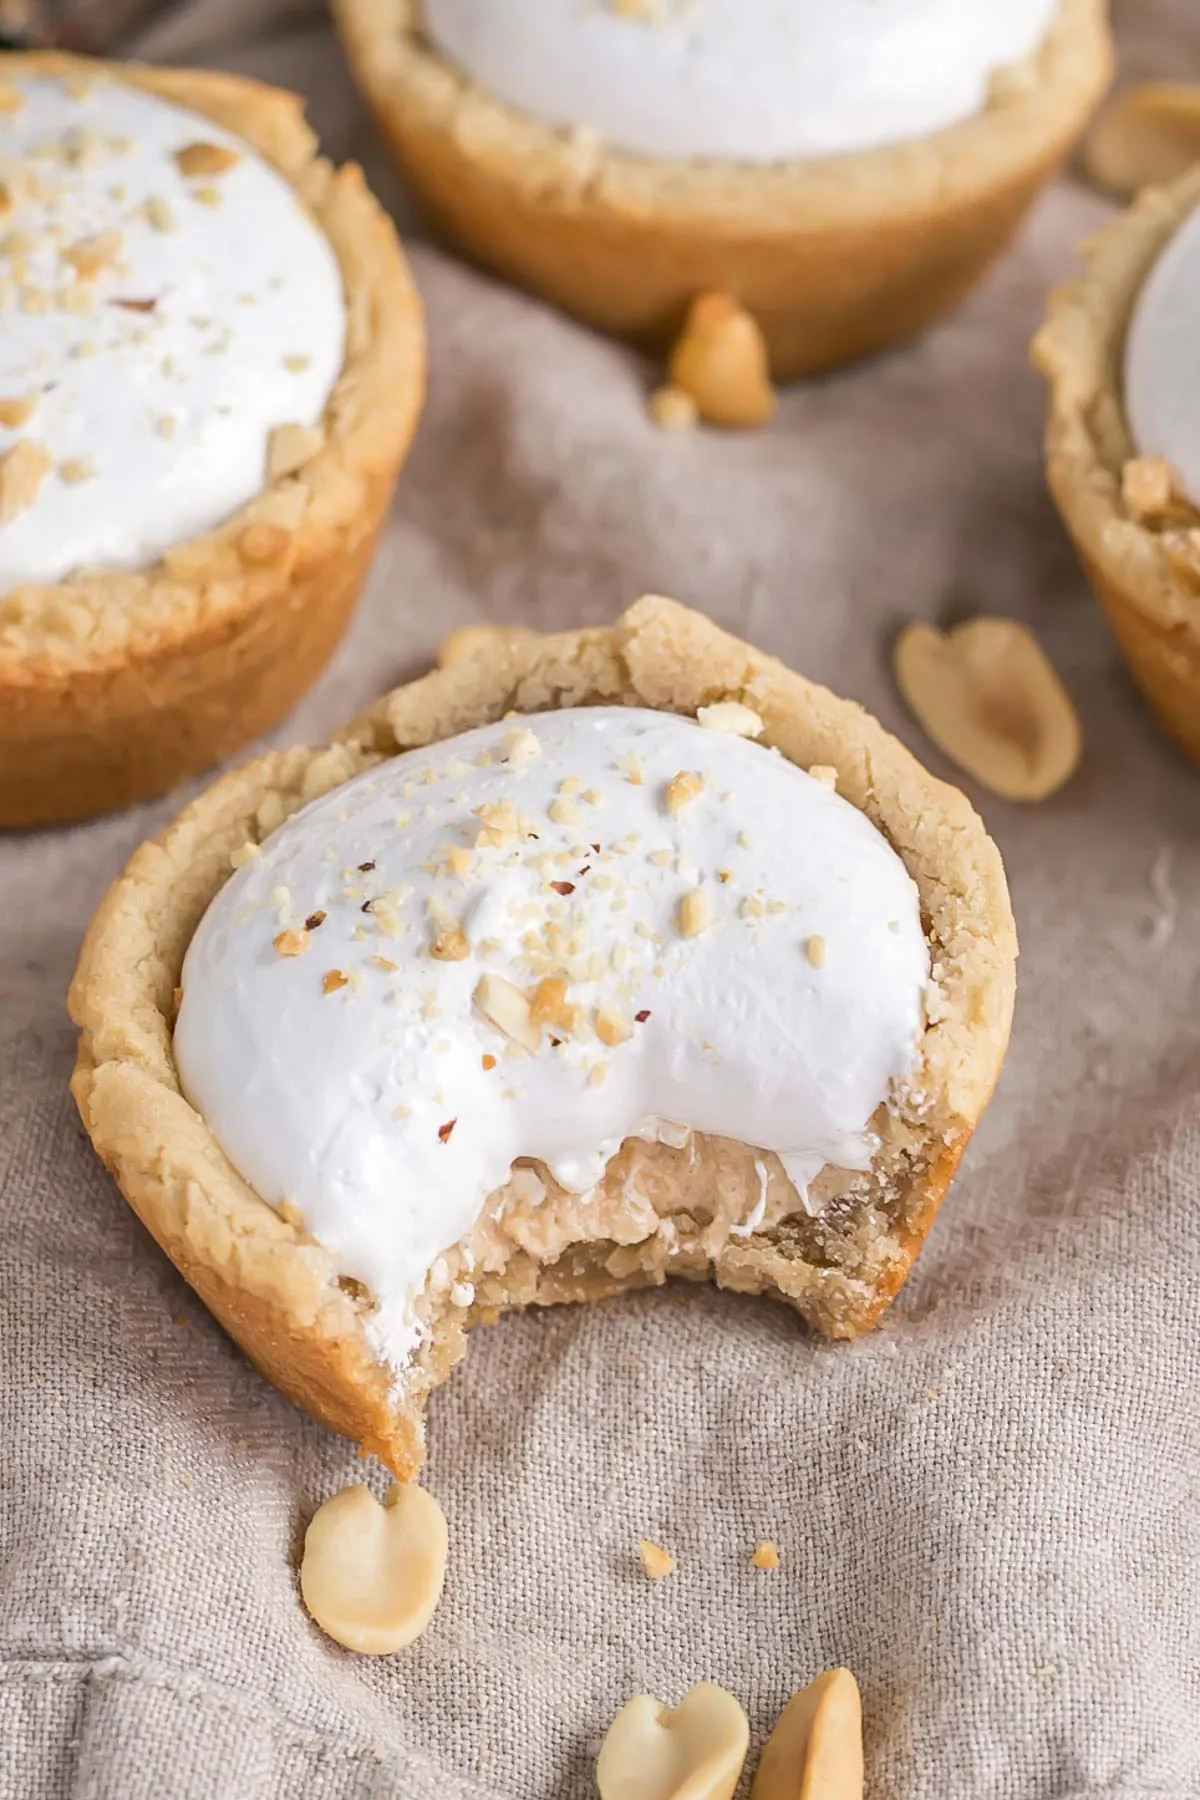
[0,54,426,828]
[1035,163,1200,766]
[70,598,1017,1478]
[332,0,1110,380]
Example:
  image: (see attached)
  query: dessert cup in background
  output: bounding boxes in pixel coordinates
[332,0,1111,379]
[1035,162,1200,767]
[0,53,425,828]
[70,598,1017,1477]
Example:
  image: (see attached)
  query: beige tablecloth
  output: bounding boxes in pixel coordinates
[3,4,1200,1796]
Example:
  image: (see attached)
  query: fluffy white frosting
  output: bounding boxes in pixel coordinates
[419,0,1059,163]
[1124,201,1200,509]
[0,73,344,587]
[175,707,928,1367]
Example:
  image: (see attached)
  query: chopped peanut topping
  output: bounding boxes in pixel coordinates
[751,1540,780,1570]
[664,769,704,814]
[430,929,469,962]
[473,973,540,1052]
[0,394,36,428]
[322,969,350,994]
[697,700,764,739]
[504,726,542,768]
[806,934,827,969]
[175,141,241,178]
[679,888,711,938]
[529,976,572,1029]
[637,1538,676,1581]
[595,1002,633,1047]
[549,796,580,826]
[0,438,51,522]
[273,928,308,957]
[62,229,122,279]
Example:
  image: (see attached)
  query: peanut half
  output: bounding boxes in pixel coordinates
[1083,82,1200,199]
[597,1682,750,1800]
[668,292,776,430]
[894,617,1081,802]
[750,1668,864,1800]
[299,1481,448,1655]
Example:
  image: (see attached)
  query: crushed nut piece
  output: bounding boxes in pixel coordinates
[648,383,699,432]
[267,422,325,481]
[481,1053,496,1070]
[273,928,308,957]
[175,140,241,178]
[0,438,51,522]
[299,1482,448,1656]
[62,229,122,279]
[806,934,827,969]
[474,972,540,1052]
[144,194,174,232]
[668,291,776,430]
[751,1540,780,1571]
[430,929,469,961]
[597,1683,749,1800]
[59,455,93,485]
[697,700,764,739]
[664,769,704,814]
[0,394,35,428]
[437,1119,456,1144]
[894,617,1081,802]
[749,1668,863,1800]
[323,969,350,994]
[1083,81,1200,199]
[304,910,326,931]
[529,976,573,1029]
[503,725,541,768]
[595,1002,633,1047]
[549,796,580,826]
[637,1538,677,1581]
[679,888,711,938]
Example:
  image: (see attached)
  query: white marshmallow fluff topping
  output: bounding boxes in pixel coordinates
[1124,201,1200,509]
[0,73,344,587]
[175,707,929,1370]
[419,0,1060,163]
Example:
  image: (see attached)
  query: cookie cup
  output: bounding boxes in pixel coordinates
[70,598,1017,1477]
[0,54,425,828]
[333,0,1110,380]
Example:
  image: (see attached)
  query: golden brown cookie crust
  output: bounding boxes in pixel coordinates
[0,53,426,827]
[332,0,1110,379]
[70,598,1017,1478]
[1034,162,1200,766]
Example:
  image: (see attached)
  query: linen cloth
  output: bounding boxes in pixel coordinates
[2,3,1199,1795]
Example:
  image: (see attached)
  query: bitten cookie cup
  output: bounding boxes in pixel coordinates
[0,54,425,828]
[70,599,1017,1479]
[331,0,1110,381]
[1035,165,1200,767]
